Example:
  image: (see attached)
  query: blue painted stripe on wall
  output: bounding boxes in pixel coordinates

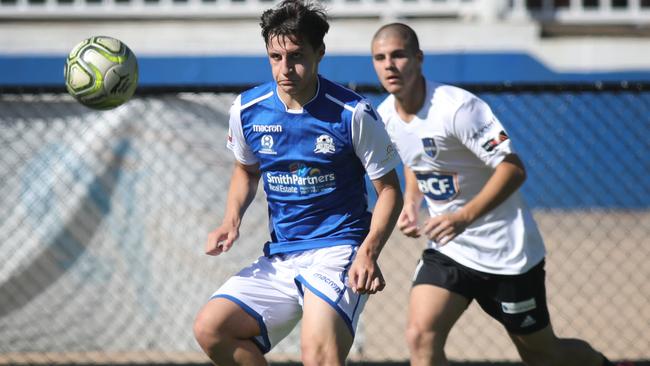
[2,53,650,86]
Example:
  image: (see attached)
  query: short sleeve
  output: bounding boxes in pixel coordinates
[351,100,401,180]
[452,97,514,169]
[227,95,258,165]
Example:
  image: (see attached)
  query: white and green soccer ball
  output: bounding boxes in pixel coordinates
[64,36,138,110]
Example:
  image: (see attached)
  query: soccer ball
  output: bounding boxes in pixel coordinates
[64,36,138,110]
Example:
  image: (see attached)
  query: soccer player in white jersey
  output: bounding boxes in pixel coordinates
[192,1,403,365]
[371,23,624,366]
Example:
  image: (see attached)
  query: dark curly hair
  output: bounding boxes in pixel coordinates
[260,0,329,51]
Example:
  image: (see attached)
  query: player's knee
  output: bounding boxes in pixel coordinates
[405,323,439,352]
[193,313,226,351]
[516,341,561,366]
[300,342,342,366]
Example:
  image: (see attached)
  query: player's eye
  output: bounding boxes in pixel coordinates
[373,54,385,61]
[392,51,407,59]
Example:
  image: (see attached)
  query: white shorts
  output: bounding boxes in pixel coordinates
[210,245,367,354]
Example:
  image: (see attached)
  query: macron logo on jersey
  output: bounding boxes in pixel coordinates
[363,103,378,121]
[415,172,459,202]
[253,124,283,133]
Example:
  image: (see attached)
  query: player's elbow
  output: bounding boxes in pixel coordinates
[501,154,527,188]
[503,154,526,178]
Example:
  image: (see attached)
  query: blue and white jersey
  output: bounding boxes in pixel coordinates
[228,75,400,256]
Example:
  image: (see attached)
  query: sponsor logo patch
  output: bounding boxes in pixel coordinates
[266,163,336,195]
[253,124,283,133]
[520,315,537,328]
[482,130,509,152]
[471,119,496,139]
[381,143,398,164]
[259,134,277,155]
[313,273,343,295]
[501,298,537,314]
[415,171,459,202]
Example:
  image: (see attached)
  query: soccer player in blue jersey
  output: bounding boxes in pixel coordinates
[371,22,629,366]
[192,1,403,365]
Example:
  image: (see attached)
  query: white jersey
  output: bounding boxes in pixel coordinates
[378,80,545,275]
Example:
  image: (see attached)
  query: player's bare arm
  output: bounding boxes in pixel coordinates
[422,153,526,245]
[397,165,424,238]
[205,161,261,256]
[348,169,402,294]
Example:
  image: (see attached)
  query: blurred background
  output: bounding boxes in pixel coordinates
[1,1,649,365]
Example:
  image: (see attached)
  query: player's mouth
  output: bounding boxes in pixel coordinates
[384,75,401,84]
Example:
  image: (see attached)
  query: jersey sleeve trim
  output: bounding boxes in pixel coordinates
[325,93,356,113]
[240,90,274,111]
[351,100,401,180]
[228,94,259,165]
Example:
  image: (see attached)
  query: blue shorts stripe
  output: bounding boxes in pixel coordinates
[210,294,272,353]
[336,246,357,304]
[295,274,355,336]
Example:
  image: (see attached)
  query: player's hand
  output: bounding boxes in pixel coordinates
[397,204,421,238]
[204,224,239,256]
[348,251,385,295]
[420,211,469,246]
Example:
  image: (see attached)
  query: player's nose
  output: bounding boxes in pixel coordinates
[280,59,294,74]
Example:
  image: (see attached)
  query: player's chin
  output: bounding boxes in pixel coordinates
[382,82,402,94]
[278,82,298,92]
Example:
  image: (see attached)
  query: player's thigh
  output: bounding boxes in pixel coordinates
[194,297,261,340]
[301,288,354,357]
[508,324,558,352]
[207,256,303,352]
[408,284,470,335]
[409,250,472,334]
[475,259,550,335]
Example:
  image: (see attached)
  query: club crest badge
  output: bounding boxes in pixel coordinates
[422,137,438,158]
[314,134,335,154]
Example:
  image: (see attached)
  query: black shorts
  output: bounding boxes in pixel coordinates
[413,249,550,335]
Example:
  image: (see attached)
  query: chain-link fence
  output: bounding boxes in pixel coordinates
[1,85,648,365]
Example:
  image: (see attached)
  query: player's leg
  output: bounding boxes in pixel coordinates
[294,245,367,366]
[193,297,267,366]
[475,259,607,366]
[194,255,302,366]
[406,250,473,366]
[300,288,354,366]
[508,325,607,366]
[406,284,470,366]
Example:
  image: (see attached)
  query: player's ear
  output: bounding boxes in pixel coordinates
[416,49,424,63]
[317,44,325,61]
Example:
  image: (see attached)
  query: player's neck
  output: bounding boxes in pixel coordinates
[394,76,426,123]
[277,79,319,110]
